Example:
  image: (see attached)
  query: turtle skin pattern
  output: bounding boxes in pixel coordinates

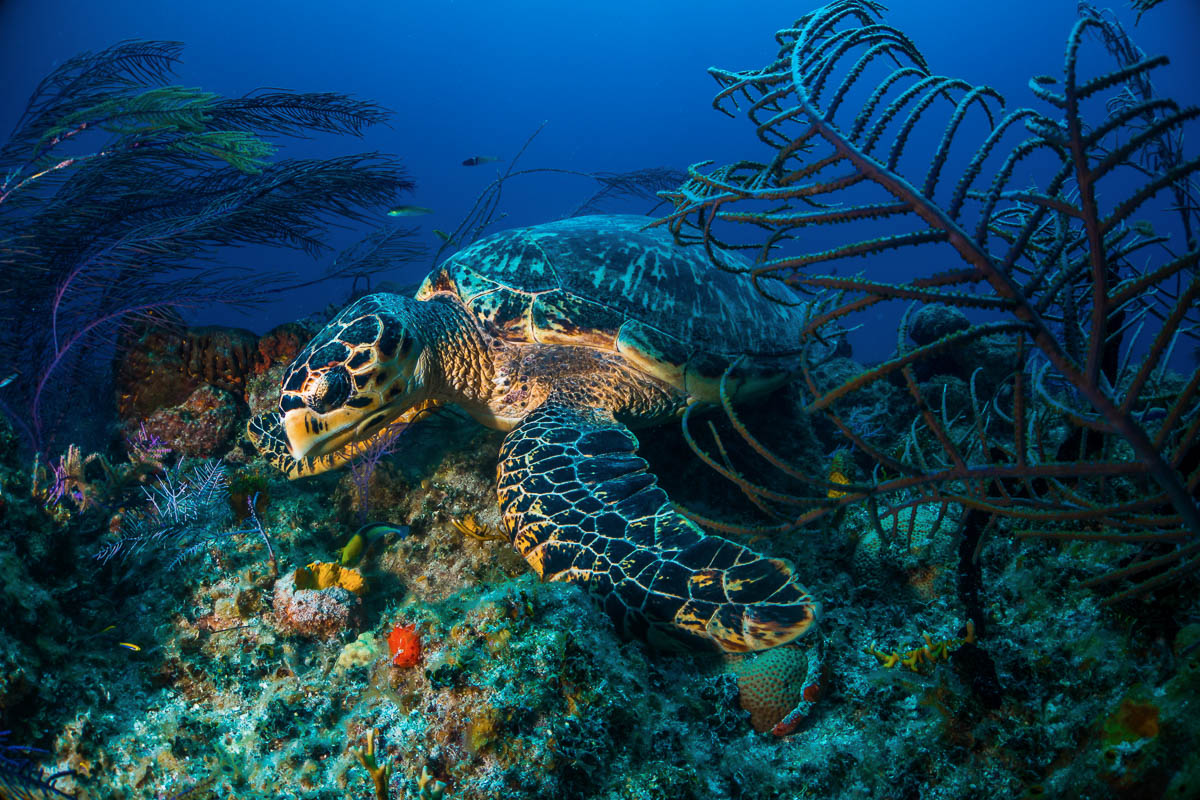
[246,412,340,479]
[497,400,818,653]
[247,395,442,481]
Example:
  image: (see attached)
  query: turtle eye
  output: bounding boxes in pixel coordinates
[308,366,351,414]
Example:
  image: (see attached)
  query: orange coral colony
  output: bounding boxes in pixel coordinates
[388,623,422,667]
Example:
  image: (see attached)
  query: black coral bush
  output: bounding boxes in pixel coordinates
[96,458,270,571]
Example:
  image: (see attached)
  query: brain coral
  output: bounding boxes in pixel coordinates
[335,632,380,673]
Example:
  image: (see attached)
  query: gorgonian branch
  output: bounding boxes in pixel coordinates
[657,0,1200,599]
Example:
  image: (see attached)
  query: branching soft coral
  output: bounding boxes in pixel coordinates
[0,40,423,456]
[348,728,391,800]
[658,0,1200,602]
[0,731,74,799]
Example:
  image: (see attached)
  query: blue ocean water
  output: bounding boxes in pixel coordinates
[3,0,1195,340]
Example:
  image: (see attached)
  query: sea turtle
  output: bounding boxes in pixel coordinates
[248,215,819,653]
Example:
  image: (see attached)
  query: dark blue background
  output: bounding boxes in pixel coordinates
[2,0,1197,347]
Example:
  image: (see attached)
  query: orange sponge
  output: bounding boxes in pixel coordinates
[387,622,422,668]
[731,645,814,733]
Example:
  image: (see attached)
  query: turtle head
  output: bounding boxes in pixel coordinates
[275,293,429,465]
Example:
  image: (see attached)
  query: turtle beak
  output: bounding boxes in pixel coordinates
[283,411,316,460]
[282,408,359,462]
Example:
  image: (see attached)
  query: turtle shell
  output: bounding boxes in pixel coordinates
[416,215,808,401]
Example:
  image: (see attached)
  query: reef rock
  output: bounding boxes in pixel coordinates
[115,320,319,428]
[139,384,241,458]
[245,322,323,417]
[272,565,365,639]
[254,321,313,373]
[115,324,256,418]
[731,645,814,733]
[908,303,971,347]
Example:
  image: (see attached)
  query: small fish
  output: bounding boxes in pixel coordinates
[826,450,854,499]
[433,229,452,242]
[387,205,433,217]
[340,533,366,567]
[0,372,16,389]
[357,521,411,540]
[81,623,119,641]
[1131,219,1156,237]
[340,521,410,567]
[117,642,141,651]
[462,155,500,167]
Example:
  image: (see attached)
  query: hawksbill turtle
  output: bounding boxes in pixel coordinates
[248,215,819,653]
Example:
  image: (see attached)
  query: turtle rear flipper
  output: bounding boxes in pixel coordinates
[497,401,819,653]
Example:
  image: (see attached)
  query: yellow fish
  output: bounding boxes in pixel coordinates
[340,522,410,567]
[387,205,433,217]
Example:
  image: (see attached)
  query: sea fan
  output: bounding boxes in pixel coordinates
[657,1,1200,601]
[1130,0,1170,20]
[0,40,422,455]
[347,419,413,526]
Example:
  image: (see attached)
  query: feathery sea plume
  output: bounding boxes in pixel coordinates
[430,121,686,265]
[0,40,423,455]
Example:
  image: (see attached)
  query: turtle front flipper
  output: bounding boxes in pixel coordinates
[497,401,819,653]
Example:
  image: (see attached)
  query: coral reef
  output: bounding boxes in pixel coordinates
[2,7,1199,800]
[272,564,366,639]
[140,385,241,459]
[5,352,1200,798]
